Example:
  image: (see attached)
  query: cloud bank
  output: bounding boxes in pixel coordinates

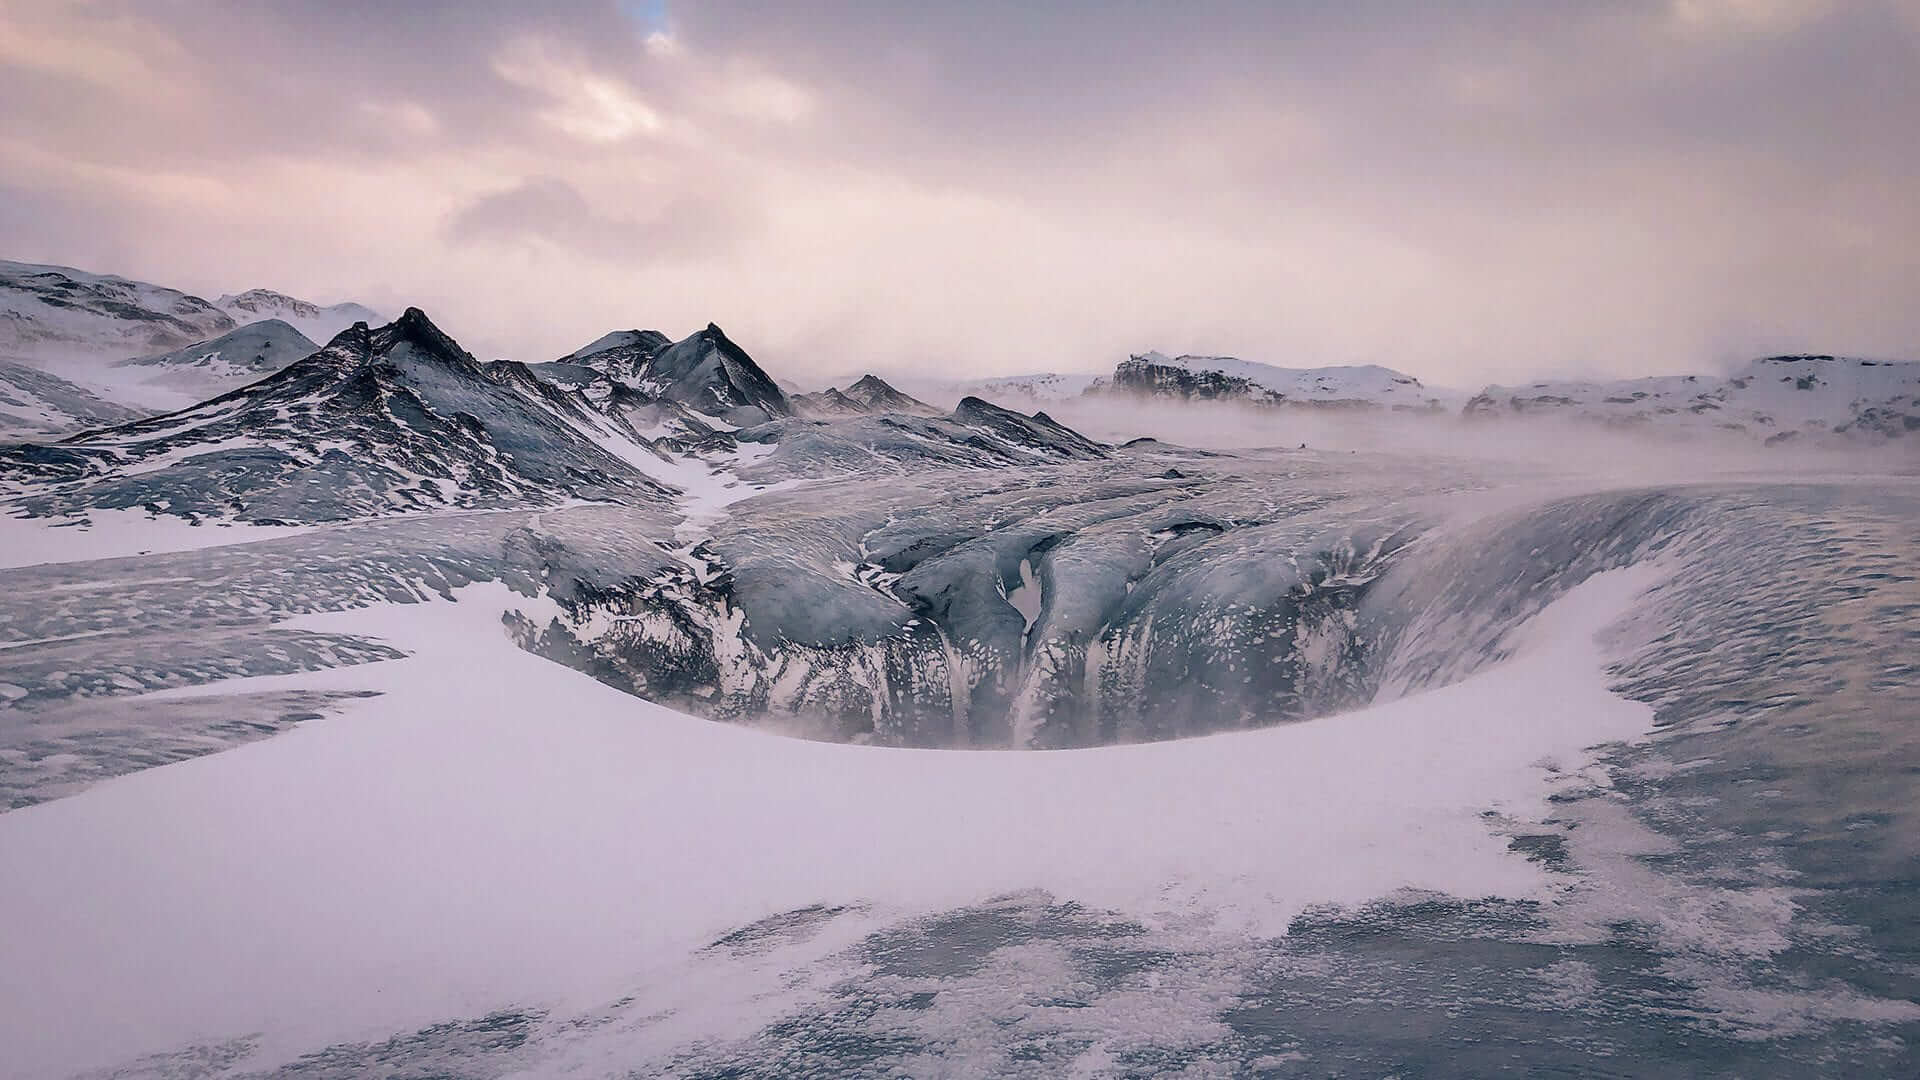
[2,0,1914,384]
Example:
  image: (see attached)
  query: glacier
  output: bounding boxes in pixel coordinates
[0,288,1916,1077]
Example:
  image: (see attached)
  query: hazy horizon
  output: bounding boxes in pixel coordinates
[4,1,1916,384]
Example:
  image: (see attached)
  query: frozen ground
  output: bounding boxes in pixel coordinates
[0,455,1916,1077]
[0,566,1667,1075]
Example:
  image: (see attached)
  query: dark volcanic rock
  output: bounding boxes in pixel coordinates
[1110,354,1273,403]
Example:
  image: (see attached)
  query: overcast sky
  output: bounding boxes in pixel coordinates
[2,0,1915,385]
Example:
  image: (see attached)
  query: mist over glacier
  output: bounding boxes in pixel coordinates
[4,0,1920,1070]
[3,381,1917,1074]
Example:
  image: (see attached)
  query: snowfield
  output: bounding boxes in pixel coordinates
[0,566,1664,1075]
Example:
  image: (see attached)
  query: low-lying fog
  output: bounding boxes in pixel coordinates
[1028,396,1920,482]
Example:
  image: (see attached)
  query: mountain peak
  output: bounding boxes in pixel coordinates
[374,307,473,363]
[213,288,383,346]
[565,329,671,362]
[840,373,942,416]
[643,323,791,420]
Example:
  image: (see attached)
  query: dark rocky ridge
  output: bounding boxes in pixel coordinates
[1109,354,1276,403]
[0,309,673,522]
[528,323,789,425]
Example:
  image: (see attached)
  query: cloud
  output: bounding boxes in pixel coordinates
[492,37,663,142]
[446,176,746,263]
[0,0,1914,383]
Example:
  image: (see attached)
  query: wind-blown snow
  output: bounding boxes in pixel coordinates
[0,507,311,569]
[1125,351,1463,409]
[214,289,382,347]
[0,564,1664,1075]
[1468,355,1920,444]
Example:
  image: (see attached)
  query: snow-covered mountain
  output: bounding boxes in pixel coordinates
[741,394,1107,480]
[1,260,385,429]
[530,324,788,424]
[1466,355,1920,445]
[1106,351,1464,412]
[3,303,1117,529]
[526,333,665,404]
[0,359,145,438]
[899,357,1463,415]
[793,374,942,418]
[0,260,236,363]
[843,373,942,415]
[214,289,383,346]
[0,310,675,523]
[934,372,1103,409]
[109,319,319,407]
[635,323,791,422]
[565,328,675,368]
[789,385,869,418]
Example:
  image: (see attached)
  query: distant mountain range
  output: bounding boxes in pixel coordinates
[1,294,1116,526]
[3,257,1914,450]
[2,309,676,523]
[793,374,943,419]
[1103,351,1463,412]
[0,260,387,425]
[1466,356,1920,444]
[885,351,1916,447]
[0,260,238,364]
[212,289,382,346]
[109,319,320,407]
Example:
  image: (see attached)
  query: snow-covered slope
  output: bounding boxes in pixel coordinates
[1109,351,1464,412]
[109,318,319,408]
[214,289,383,347]
[0,567,1662,1077]
[0,358,145,438]
[1466,355,1920,445]
[1,261,383,420]
[0,309,674,523]
[0,259,235,363]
